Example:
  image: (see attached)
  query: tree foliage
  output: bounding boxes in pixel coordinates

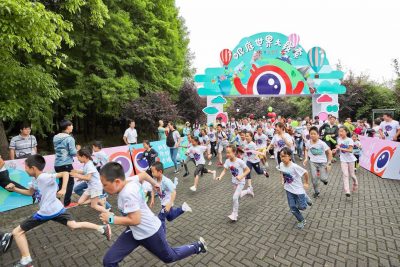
[178,80,206,123]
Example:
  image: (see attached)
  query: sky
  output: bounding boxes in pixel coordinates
[176,0,400,82]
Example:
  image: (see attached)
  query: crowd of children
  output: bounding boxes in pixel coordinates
[0,114,368,266]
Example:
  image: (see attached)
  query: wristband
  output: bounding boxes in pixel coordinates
[108,213,115,224]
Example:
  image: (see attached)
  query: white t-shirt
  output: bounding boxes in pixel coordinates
[31,173,64,217]
[124,128,138,144]
[217,131,228,145]
[199,135,209,146]
[208,130,217,142]
[118,177,161,240]
[228,121,239,131]
[224,158,247,185]
[271,133,293,152]
[172,130,181,145]
[244,141,260,163]
[157,176,176,206]
[279,162,307,195]
[353,140,362,156]
[83,161,103,191]
[254,133,268,149]
[302,129,310,142]
[379,120,400,140]
[93,151,109,168]
[305,140,329,163]
[265,128,275,139]
[189,145,207,165]
[337,137,357,163]
[241,124,252,132]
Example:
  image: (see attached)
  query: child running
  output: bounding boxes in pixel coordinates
[303,126,333,198]
[216,124,229,167]
[10,155,111,267]
[352,133,362,171]
[333,127,358,197]
[100,162,207,266]
[216,145,250,221]
[199,129,212,166]
[92,141,109,172]
[266,122,294,166]
[140,140,159,197]
[254,126,269,174]
[241,132,269,198]
[150,162,192,233]
[208,125,218,158]
[188,137,216,192]
[181,135,196,177]
[72,148,109,213]
[279,148,310,229]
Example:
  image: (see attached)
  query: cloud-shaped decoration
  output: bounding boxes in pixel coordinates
[203,106,219,115]
[211,96,227,104]
[317,94,333,103]
[316,81,346,94]
[326,105,339,113]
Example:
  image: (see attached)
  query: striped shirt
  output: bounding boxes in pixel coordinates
[9,135,37,158]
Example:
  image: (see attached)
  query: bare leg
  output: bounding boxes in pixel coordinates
[67,220,102,231]
[12,226,30,258]
[193,175,200,188]
[90,197,109,213]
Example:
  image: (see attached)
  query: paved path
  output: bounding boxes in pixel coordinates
[1,157,400,266]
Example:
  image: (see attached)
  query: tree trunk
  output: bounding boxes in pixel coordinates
[0,121,9,159]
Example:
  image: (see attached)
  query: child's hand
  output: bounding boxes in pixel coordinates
[5,183,15,191]
[207,154,212,160]
[57,189,66,198]
[332,149,337,154]
[236,175,243,181]
[165,203,172,212]
[303,183,309,189]
[99,212,111,224]
[216,176,222,181]
[303,159,308,167]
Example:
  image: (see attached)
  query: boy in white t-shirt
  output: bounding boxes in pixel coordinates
[279,148,310,230]
[150,162,192,233]
[92,141,109,171]
[216,145,250,221]
[99,162,207,266]
[9,155,111,267]
[303,126,333,198]
[379,113,400,141]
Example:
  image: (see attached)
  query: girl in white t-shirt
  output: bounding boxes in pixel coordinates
[352,133,362,170]
[333,127,358,197]
[216,145,250,221]
[72,148,109,213]
[199,129,212,166]
[266,122,294,166]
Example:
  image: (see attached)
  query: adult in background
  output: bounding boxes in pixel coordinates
[166,122,182,173]
[319,115,339,161]
[183,122,191,137]
[123,120,138,145]
[158,120,167,141]
[379,113,400,141]
[53,120,78,208]
[9,122,37,160]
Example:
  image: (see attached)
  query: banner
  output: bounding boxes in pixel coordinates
[359,136,400,180]
[0,138,188,212]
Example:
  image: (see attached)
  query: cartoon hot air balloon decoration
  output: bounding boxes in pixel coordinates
[288,33,300,48]
[220,49,232,69]
[307,47,326,79]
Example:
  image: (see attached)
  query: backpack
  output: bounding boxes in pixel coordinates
[166,130,176,147]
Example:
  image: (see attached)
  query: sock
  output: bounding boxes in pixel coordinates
[97,226,105,234]
[21,256,32,265]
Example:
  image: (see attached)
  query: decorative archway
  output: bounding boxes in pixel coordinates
[194,32,346,123]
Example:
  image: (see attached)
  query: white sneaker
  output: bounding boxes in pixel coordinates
[182,202,192,212]
[270,155,275,159]
[174,177,179,186]
[190,186,197,192]
[228,213,237,221]
[249,187,255,197]
[208,161,212,166]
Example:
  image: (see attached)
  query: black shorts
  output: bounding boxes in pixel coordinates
[20,210,74,232]
[194,164,208,176]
